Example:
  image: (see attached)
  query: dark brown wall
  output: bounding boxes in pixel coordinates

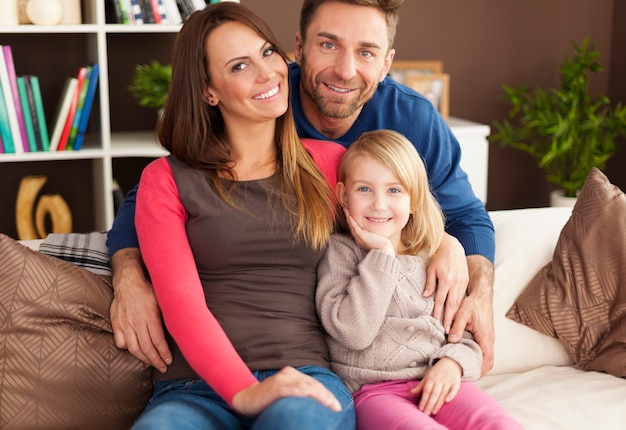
[245,0,624,210]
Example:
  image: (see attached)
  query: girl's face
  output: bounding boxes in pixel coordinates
[205,21,288,127]
[339,155,411,251]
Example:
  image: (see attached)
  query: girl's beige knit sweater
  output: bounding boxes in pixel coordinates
[316,233,482,393]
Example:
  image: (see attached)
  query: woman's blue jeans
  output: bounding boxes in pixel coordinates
[132,365,355,430]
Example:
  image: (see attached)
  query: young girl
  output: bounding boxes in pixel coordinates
[316,130,521,429]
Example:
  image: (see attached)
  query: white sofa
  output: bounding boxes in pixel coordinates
[477,207,626,430]
[15,207,626,429]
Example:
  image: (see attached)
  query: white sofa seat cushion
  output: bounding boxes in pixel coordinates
[477,365,626,430]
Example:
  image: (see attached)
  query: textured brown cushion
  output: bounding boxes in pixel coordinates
[506,168,626,377]
[0,234,151,430]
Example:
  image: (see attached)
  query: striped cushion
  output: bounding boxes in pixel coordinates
[38,232,110,276]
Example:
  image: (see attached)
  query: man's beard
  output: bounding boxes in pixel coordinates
[300,55,374,120]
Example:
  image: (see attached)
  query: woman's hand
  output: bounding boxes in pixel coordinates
[231,366,342,417]
[410,358,462,415]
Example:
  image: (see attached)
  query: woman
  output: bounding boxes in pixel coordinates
[132,3,355,429]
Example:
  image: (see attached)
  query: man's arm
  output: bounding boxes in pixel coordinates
[448,255,495,376]
[106,185,172,371]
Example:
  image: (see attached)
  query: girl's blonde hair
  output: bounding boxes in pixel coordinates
[338,129,445,257]
[157,2,335,249]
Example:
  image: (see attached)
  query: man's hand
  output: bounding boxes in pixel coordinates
[424,233,469,333]
[447,255,495,376]
[231,366,342,417]
[110,248,172,373]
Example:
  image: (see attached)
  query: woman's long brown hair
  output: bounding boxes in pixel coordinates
[157,2,335,249]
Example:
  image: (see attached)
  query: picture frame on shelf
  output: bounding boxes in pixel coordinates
[405,73,450,120]
[388,60,444,84]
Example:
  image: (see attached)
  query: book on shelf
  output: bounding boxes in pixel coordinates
[117,0,132,24]
[66,65,93,150]
[163,0,182,24]
[190,0,206,11]
[139,0,156,23]
[0,45,25,153]
[175,0,196,22]
[57,66,88,151]
[105,0,122,24]
[129,0,144,24]
[16,76,38,152]
[73,64,99,151]
[107,0,187,24]
[29,75,50,151]
[23,77,44,151]
[0,83,15,153]
[49,77,78,152]
[2,45,29,153]
[151,0,168,24]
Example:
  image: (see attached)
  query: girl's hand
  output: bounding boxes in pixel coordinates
[231,366,342,417]
[344,207,395,255]
[410,358,462,415]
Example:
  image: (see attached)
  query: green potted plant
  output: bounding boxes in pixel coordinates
[489,37,626,204]
[128,60,172,110]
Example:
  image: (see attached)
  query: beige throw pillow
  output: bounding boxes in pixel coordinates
[506,168,626,377]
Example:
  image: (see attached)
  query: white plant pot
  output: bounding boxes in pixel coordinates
[550,189,577,208]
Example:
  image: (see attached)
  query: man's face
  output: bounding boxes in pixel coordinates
[295,2,394,124]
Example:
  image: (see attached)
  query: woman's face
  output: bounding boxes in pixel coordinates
[205,21,289,127]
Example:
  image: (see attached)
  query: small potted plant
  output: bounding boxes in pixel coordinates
[490,37,626,205]
[128,60,172,111]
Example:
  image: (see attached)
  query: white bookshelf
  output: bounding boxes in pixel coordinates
[0,1,177,235]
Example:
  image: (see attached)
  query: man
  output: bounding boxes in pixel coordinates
[107,0,495,377]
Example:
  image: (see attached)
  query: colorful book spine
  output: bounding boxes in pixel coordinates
[2,46,29,152]
[117,0,131,24]
[73,63,99,151]
[139,0,155,23]
[23,77,43,151]
[29,76,49,151]
[0,84,14,153]
[49,77,78,151]
[129,0,144,24]
[57,66,87,151]
[163,0,182,24]
[66,65,92,150]
[150,0,167,23]
[0,45,24,153]
[16,76,38,152]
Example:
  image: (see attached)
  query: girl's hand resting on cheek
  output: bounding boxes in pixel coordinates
[410,357,462,416]
[344,207,395,255]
